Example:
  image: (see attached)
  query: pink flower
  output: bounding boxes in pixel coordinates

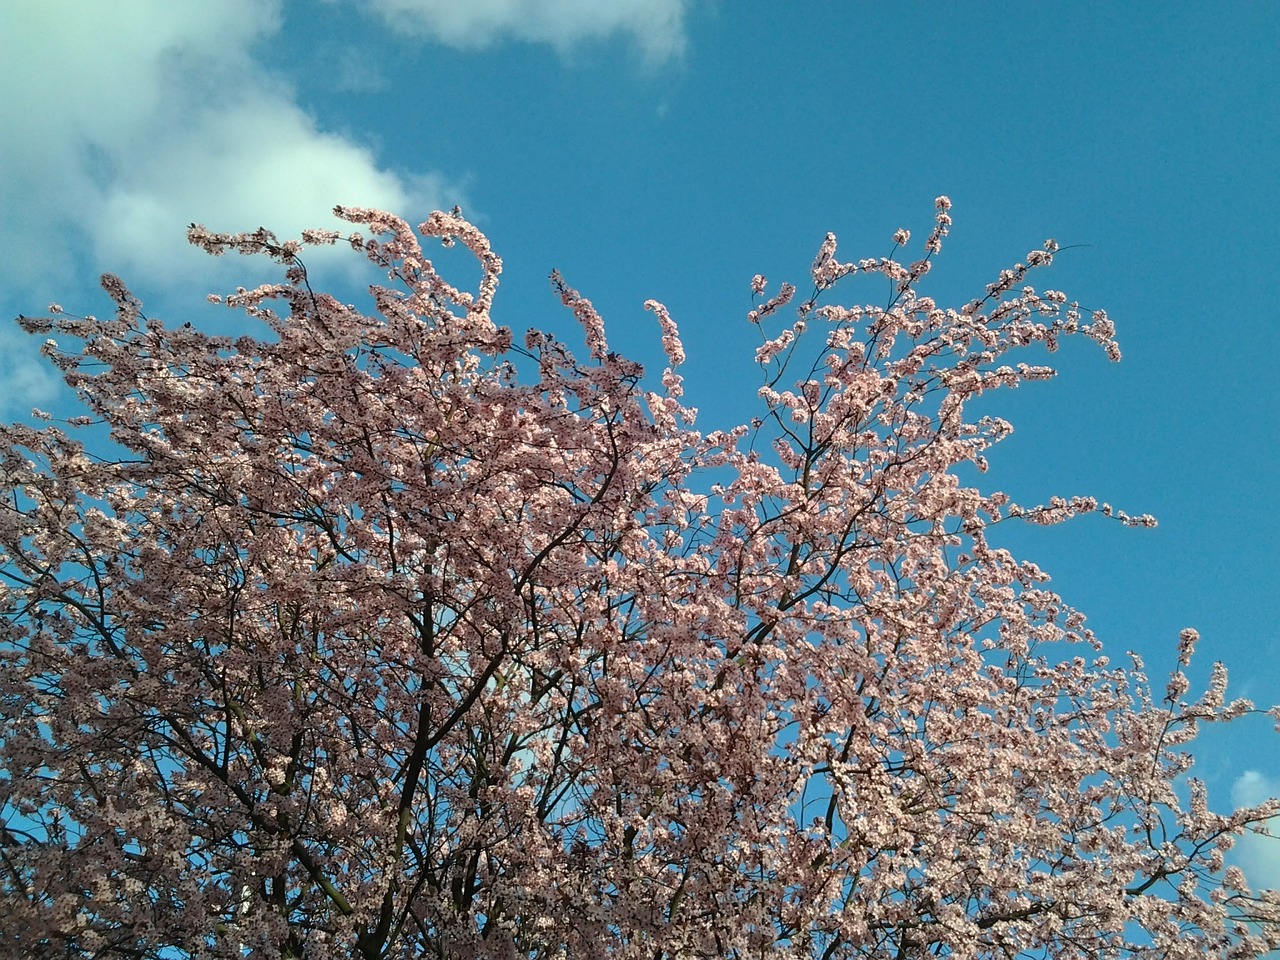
[4,197,1261,960]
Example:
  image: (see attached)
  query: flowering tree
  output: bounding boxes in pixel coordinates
[1,200,1277,960]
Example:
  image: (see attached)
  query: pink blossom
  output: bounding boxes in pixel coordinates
[1,200,1273,959]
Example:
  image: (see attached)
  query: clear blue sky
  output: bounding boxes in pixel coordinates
[2,0,1277,887]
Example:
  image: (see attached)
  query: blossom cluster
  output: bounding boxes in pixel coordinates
[0,202,1274,959]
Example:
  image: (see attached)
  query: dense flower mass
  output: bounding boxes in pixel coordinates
[0,203,1276,959]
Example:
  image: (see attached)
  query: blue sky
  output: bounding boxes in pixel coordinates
[2,0,1277,888]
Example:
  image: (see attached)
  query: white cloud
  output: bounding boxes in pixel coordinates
[0,0,460,299]
[0,328,62,421]
[1231,771,1280,891]
[0,0,680,415]
[87,93,454,287]
[365,0,689,63]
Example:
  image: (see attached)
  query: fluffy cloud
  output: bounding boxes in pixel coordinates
[0,331,61,420]
[1231,770,1280,891]
[0,0,681,417]
[366,0,688,63]
[0,0,456,298]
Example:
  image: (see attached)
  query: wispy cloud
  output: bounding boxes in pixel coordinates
[1232,770,1280,891]
[0,328,62,421]
[364,0,689,63]
[0,0,460,299]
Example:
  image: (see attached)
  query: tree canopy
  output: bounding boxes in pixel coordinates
[1,202,1276,959]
